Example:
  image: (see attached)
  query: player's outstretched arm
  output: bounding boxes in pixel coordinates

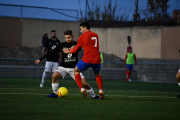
[69,45,75,50]
[39,43,63,61]
[69,45,81,52]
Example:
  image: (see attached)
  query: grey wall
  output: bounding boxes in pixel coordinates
[92,27,162,59]
[132,27,162,59]
[161,26,180,59]
[1,17,180,60]
[22,19,79,47]
[92,27,133,60]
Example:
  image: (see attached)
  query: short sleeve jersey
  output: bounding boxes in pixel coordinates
[61,41,79,68]
[70,31,101,64]
[44,38,61,62]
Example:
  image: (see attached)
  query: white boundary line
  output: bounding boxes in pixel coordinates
[0,88,179,94]
[0,87,178,99]
[0,92,176,99]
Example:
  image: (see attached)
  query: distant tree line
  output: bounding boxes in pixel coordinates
[79,0,179,26]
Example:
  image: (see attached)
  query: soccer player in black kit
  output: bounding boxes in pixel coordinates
[40,30,61,88]
[35,29,100,99]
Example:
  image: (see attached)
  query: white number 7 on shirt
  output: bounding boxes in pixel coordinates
[91,37,97,47]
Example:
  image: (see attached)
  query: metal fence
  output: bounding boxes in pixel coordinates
[0,58,179,83]
[0,3,79,21]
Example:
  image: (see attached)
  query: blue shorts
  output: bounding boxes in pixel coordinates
[76,60,101,73]
[126,64,133,70]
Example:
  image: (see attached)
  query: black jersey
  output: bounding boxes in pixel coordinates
[39,40,80,68]
[44,38,61,62]
[60,41,79,68]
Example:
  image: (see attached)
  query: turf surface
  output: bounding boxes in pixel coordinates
[0,77,180,120]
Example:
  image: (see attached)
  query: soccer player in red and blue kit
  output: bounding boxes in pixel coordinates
[63,22,105,99]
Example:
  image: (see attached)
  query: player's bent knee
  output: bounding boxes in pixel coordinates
[52,71,62,79]
[176,72,180,79]
[74,66,81,73]
[176,72,180,82]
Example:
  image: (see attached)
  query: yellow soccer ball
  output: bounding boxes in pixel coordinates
[57,87,68,98]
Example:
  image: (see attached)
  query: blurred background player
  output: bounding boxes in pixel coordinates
[42,33,48,47]
[124,47,137,82]
[40,30,61,87]
[35,29,99,99]
[176,50,180,98]
[63,22,105,99]
[176,70,180,98]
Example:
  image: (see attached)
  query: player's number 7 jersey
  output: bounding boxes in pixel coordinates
[70,31,101,64]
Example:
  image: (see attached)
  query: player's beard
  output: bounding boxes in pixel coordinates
[52,36,56,39]
[67,40,73,43]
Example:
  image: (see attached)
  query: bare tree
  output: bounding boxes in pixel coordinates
[79,0,131,21]
[142,0,169,25]
[133,0,141,23]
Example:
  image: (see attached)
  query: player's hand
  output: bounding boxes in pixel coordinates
[63,48,70,53]
[69,46,75,50]
[35,60,40,64]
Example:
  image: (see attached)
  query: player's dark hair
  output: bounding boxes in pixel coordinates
[64,29,73,35]
[80,22,90,30]
[51,30,56,33]
[42,33,48,39]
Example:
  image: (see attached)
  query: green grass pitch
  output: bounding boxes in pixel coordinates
[0,77,180,120]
